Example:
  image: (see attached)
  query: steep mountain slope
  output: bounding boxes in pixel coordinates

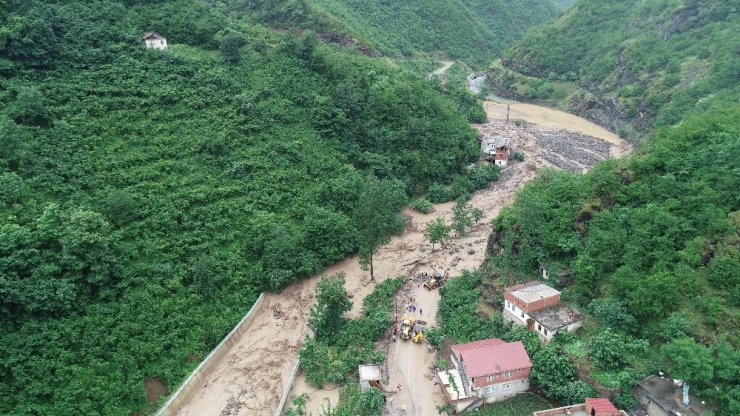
[305,0,560,67]
[0,1,485,414]
[224,0,562,68]
[485,1,739,413]
[488,0,738,138]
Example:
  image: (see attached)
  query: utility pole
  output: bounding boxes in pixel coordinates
[506,104,510,123]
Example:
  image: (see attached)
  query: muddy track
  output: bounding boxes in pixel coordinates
[173,108,632,416]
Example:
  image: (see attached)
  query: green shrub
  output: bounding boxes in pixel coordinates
[300,277,402,387]
[427,182,453,203]
[410,198,435,214]
[468,163,501,189]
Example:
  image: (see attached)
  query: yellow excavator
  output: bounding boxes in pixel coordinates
[424,271,446,290]
[412,324,425,343]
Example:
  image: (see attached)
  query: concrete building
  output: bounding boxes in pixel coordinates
[634,375,710,416]
[143,32,167,49]
[438,338,532,413]
[358,364,382,390]
[481,136,511,166]
[503,281,583,343]
[533,398,627,416]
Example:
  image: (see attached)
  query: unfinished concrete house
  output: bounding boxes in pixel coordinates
[634,375,710,416]
[503,281,583,343]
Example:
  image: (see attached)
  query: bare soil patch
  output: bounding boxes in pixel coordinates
[145,378,168,403]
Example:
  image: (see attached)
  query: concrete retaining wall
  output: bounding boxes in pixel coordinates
[157,293,265,416]
[274,360,302,416]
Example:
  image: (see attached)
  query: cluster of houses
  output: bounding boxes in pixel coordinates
[432,280,705,415]
[435,280,586,413]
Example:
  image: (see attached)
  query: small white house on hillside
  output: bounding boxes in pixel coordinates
[143,32,167,49]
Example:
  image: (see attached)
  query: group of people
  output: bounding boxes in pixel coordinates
[407,304,422,315]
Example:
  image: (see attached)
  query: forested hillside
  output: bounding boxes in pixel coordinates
[0,1,485,414]
[223,0,561,68]
[308,0,559,68]
[489,0,738,138]
[485,1,739,413]
[490,105,739,414]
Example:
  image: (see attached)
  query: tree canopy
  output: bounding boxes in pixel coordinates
[0,1,485,414]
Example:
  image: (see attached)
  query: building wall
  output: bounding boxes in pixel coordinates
[506,307,583,344]
[533,320,556,343]
[495,159,507,166]
[471,367,530,389]
[478,377,530,403]
[146,38,168,49]
[503,305,530,326]
[566,321,583,333]
[450,353,472,396]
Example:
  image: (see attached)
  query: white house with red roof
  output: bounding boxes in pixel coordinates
[437,338,532,412]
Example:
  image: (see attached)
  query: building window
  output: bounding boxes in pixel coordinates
[505,370,512,378]
[520,312,525,318]
[544,329,549,335]
[503,384,510,389]
[537,324,541,331]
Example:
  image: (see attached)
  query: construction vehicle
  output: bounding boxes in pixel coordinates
[400,316,427,341]
[412,322,426,343]
[424,272,446,290]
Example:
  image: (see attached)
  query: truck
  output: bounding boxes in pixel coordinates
[400,316,427,341]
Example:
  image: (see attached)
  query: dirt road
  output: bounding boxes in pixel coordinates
[173,104,631,416]
[430,60,455,78]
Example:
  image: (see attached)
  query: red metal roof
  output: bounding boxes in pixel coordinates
[451,338,532,378]
[586,398,620,414]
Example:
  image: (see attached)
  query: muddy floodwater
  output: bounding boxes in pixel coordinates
[483,101,631,156]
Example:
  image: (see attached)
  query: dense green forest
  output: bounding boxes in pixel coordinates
[489,0,739,138]
[0,1,487,414]
[219,0,562,68]
[307,0,560,68]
